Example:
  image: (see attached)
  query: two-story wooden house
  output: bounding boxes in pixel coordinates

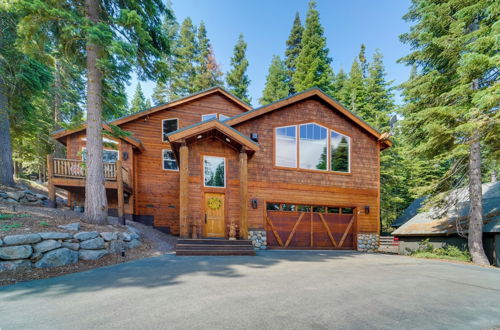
[49,87,391,251]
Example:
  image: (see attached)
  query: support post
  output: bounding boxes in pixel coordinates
[47,154,56,208]
[116,159,125,225]
[179,143,189,238]
[239,148,248,239]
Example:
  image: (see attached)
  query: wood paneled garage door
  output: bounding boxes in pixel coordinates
[266,203,356,249]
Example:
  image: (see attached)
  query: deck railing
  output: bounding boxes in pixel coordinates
[52,158,117,180]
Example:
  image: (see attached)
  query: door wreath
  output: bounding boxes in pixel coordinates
[207,197,222,210]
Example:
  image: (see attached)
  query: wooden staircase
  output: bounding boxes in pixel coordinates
[175,239,256,256]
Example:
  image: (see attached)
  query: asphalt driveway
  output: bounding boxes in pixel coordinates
[0,251,499,330]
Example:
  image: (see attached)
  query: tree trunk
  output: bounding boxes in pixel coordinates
[53,58,65,158]
[0,77,15,186]
[84,0,108,224]
[468,132,489,265]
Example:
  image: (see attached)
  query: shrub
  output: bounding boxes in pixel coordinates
[410,239,471,262]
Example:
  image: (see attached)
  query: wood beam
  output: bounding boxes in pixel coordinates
[47,154,56,208]
[239,148,248,239]
[179,143,189,238]
[116,159,125,225]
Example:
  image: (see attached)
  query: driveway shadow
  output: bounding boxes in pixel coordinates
[0,250,362,300]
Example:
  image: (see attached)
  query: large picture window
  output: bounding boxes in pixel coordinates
[204,156,225,187]
[275,126,297,168]
[330,131,350,172]
[162,118,178,142]
[299,123,327,170]
[274,123,350,173]
[163,149,178,171]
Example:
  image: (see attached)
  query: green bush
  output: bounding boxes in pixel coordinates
[410,239,471,262]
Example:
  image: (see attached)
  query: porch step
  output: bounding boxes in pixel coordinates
[175,239,256,256]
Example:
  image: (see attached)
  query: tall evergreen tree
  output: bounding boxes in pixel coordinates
[365,50,392,130]
[18,0,171,224]
[399,0,499,264]
[226,34,251,104]
[344,58,367,115]
[194,21,223,91]
[358,44,368,78]
[284,12,303,95]
[331,68,348,103]
[170,17,198,99]
[130,83,148,113]
[260,55,289,105]
[292,0,333,93]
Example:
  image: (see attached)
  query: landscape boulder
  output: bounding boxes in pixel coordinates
[0,260,31,272]
[80,237,105,250]
[120,232,139,242]
[109,240,127,254]
[0,238,3,247]
[3,233,41,245]
[0,245,33,260]
[100,232,118,242]
[39,232,72,240]
[5,191,24,202]
[34,248,78,268]
[79,249,108,261]
[127,239,141,249]
[34,240,62,254]
[74,231,98,241]
[58,223,80,231]
[62,242,79,251]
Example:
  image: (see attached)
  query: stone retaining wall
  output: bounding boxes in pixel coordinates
[248,229,267,250]
[0,223,141,271]
[357,233,379,252]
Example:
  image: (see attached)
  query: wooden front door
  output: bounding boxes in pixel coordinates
[204,192,225,237]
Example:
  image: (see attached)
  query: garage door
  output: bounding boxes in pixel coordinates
[266,203,355,249]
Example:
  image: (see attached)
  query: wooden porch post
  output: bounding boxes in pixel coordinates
[179,143,189,238]
[47,154,56,208]
[239,148,248,239]
[116,159,125,225]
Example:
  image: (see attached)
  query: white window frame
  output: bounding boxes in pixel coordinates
[273,123,351,174]
[162,118,179,142]
[203,155,226,188]
[330,129,351,174]
[274,125,297,168]
[81,147,119,163]
[162,149,179,171]
[298,122,329,171]
[201,113,218,122]
[219,114,230,121]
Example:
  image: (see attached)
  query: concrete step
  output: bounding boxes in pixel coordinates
[176,249,256,256]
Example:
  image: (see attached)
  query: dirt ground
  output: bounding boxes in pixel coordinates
[0,203,177,286]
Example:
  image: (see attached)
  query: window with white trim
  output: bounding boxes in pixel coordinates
[162,118,178,142]
[219,114,230,121]
[201,114,217,121]
[275,125,297,168]
[274,123,350,173]
[204,156,225,187]
[81,148,119,163]
[162,149,178,170]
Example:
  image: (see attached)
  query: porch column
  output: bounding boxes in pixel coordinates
[116,160,125,225]
[179,143,190,238]
[47,154,56,208]
[239,148,248,239]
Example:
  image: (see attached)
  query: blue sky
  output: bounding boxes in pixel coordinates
[127,0,412,107]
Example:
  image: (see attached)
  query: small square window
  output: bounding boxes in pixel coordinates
[163,119,178,142]
[327,207,340,214]
[266,203,280,211]
[297,205,311,212]
[163,150,178,170]
[341,208,354,215]
[202,114,217,122]
[312,206,325,213]
[281,204,296,211]
[219,114,230,121]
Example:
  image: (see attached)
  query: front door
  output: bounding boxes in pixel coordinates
[204,192,225,237]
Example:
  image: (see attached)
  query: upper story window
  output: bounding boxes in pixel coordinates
[275,125,297,168]
[162,149,178,171]
[274,123,350,173]
[81,148,119,163]
[201,113,231,122]
[162,118,178,142]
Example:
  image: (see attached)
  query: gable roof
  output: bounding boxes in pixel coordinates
[51,86,252,140]
[224,88,392,150]
[392,182,500,236]
[167,118,259,153]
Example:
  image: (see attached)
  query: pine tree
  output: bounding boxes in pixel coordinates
[130,83,148,113]
[194,21,223,91]
[17,0,171,224]
[358,44,368,78]
[226,34,251,104]
[344,58,366,115]
[284,12,303,95]
[364,50,392,130]
[331,68,348,103]
[260,55,289,105]
[170,17,198,99]
[399,0,499,265]
[292,0,333,93]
